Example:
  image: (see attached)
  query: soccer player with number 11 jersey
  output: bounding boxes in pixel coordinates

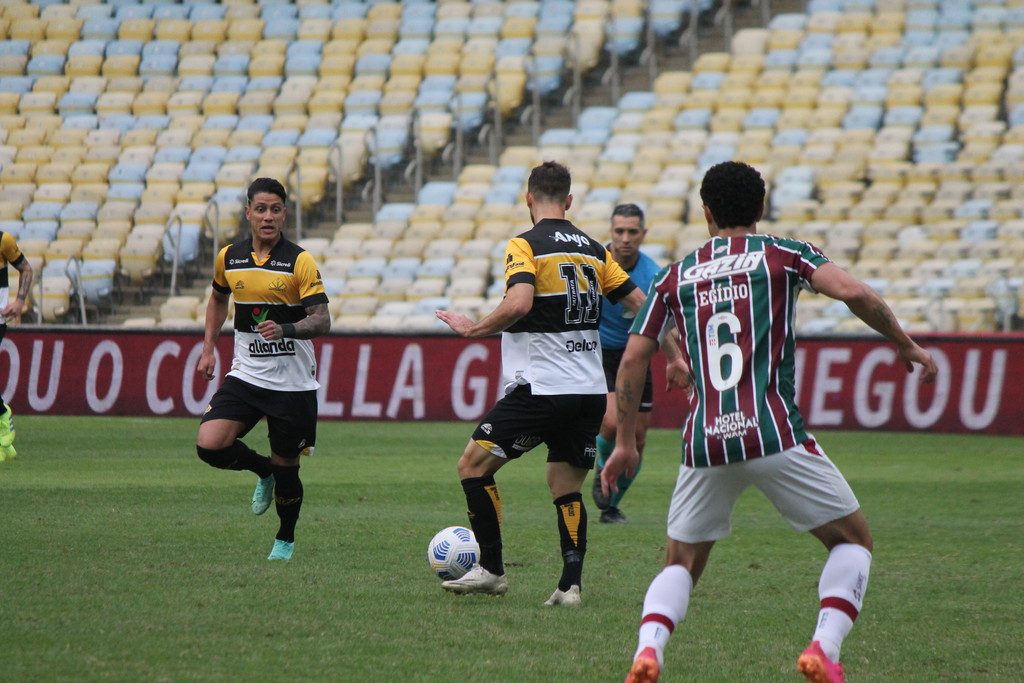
[604,162,938,683]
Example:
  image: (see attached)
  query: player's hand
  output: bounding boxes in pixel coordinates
[1,300,23,322]
[435,310,474,337]
[601,445,639,498]
[256,320,283,340]
[898,342,938,384]
[196,353,216,382]
[666,357,693,395]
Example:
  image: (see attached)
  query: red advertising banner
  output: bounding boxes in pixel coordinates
[0,330,1021,435]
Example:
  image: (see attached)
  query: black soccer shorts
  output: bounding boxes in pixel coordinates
[471,384,605,469]
[201,376,317,458]
[602,347,654,412]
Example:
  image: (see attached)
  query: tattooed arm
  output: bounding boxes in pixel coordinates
[601,333,659,497]
[811,262,937,382]
[1,257,33,320]
[258,302,331,341]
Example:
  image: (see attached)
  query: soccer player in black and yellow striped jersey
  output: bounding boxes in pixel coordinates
[195,178,330,561]
[0,229,33,462]
[436,162,687,605]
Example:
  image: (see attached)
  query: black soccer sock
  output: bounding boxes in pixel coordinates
[197,441,273,478]
[554,492,587,591]
[271,463,303,543]
[0,396,7,413]
[461,476,504,576]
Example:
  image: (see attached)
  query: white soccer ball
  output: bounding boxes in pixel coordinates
[427,526,479,580]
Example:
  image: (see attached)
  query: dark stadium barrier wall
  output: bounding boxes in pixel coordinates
[1,330,1021,436]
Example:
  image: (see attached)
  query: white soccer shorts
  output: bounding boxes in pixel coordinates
[666,440,861,543]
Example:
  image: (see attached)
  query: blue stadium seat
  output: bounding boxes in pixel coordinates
[152,5,189,20]
[262,129,301,148]
[27,55,66,77]
[264,18,299,41]
[82,18,121,41]
[139,54,177,77]
[204,115,239,130]
[0,76,35,94]
[192,146,228,165]
[106,40,144,57]
[224,146,262,163]
[190,4,227,21]
[59,91,98,117]
[262,3,298,21]
[154,146,193,164]
[0,40,30,57]
[76,5,112,20]
[135,114,170,130]
[418,181,458,206]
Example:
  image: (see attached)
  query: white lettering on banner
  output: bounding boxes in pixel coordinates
[29,339,62,411]
[386,344,425,419]
[352,344,382,417]
[853,347,897,428]
[959,349,1006,430]
[452,343,491,421]
[147,341,180,415]
[316,343,344,417]
[904,348,951,428]
[183,341,218,415]
[85,341,123,413]
[0,338,18,401]
[809,348,850,425]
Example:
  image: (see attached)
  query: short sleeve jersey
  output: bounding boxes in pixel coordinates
[598,248,662,350]
[0,232,25,325]
[212,236,328,391]
[502,218,636,395]
[631,234,830,467]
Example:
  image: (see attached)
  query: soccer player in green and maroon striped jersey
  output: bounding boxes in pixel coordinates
[604,162,938,683]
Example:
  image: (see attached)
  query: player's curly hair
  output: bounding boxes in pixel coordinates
[699,161,765,229]
[527,161,571,203]
[247,177,288,205]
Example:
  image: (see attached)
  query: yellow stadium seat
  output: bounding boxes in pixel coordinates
[120,18,155,41]
[156,18,192,42]
[102,55,141,78]
[192,19,228,43]
[228,18,264,42]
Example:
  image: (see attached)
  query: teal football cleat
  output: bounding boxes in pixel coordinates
[251,474,275,515]
[267,539,294,561]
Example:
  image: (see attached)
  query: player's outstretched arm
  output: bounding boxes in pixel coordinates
[811,262,938,382]
[436,282,534,338]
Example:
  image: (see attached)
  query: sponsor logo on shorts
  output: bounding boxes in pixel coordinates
[480,423,492,435]
[512,435,543,451]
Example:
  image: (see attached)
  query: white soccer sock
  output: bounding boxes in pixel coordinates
[812,543,872,662]
[635,564,693,666]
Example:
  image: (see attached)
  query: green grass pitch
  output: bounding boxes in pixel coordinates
[0,416,1021,682]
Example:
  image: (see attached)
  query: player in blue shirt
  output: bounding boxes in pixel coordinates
[592,204,664,524]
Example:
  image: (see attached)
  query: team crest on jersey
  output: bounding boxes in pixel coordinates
[268,279,287,292]
[681,252,764,284]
